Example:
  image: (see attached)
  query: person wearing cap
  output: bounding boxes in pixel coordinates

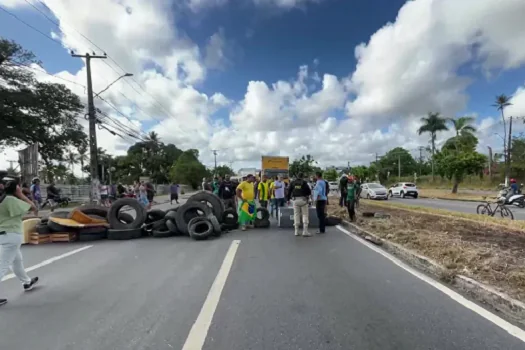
[236,174,257,231]
[346,176,358,222]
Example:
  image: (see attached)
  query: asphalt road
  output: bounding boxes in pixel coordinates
[387,196,525,220]
[2,202,525,349]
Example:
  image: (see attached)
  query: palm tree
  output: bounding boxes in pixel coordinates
[77,144,89,179]
[66,151,78,174]
[417,112,449,179]
[449,116,476,150]
[493,94,512,183]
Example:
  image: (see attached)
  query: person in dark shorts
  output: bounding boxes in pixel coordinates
[219,175,236,209]
[170,182,179,204]
[145,182,155,209]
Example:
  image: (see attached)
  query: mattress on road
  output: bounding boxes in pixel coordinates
[278,206,319,228]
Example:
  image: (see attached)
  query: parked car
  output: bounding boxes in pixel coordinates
[388,182,419,198]
[360,183,388,200]
[328,181,339,192]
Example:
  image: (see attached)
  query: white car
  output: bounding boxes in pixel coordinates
[388,182,419,199]
[360,183,388,200]
[328,181,339,192]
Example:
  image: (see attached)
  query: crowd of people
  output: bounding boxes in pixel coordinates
[204,172,361,236]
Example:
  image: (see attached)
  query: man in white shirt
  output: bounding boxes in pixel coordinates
[271,175,286,217]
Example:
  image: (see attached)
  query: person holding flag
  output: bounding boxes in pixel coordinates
[236,174,257,231]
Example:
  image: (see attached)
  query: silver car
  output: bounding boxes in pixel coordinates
[360,183,388,200]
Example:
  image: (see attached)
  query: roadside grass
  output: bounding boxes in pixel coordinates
[328,201,525,302]
[419,188,496,201]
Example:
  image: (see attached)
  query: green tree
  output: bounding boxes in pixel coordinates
[170,150,208,189]
[417,112,449,179]
[289,155,317,177]
[510,134,525,180]
[323,168,338,181]
[215,165,235,178]
[0,39,88,166]
[351,165,370,181]
[434,150,487,193]
[379,147,418,180]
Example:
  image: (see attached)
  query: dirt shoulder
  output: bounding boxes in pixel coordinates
[328,200,525,304]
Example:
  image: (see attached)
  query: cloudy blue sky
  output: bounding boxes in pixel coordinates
[1,0,525,172]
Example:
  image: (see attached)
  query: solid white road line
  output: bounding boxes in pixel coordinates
[1,245,93,282]
[182,240,241,350]
[336,225,525,343]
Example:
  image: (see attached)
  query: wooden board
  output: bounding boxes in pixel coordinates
[50,232,78,242]
[23,218,41,244]
[29,233,51,245]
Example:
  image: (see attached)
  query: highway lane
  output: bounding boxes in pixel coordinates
[2,219,524,349]
[387,196,525,220]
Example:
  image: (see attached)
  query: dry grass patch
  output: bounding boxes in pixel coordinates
[419,188,495,201]
[328,201,525,302]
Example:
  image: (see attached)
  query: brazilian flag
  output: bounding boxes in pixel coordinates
[238,200,256,224]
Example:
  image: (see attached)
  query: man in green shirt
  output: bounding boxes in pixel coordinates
[0,181,39,306]
[346,176,358,222]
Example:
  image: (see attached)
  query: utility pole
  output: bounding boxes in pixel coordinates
[487,146,493,179]
[418,146,424,176]
[7,160,17,170]
[398,154,401,180]
[72,52,107,201]
[212,150,218,175]
[506,116,513,186]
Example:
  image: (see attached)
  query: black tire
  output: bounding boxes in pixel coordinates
[107,227,143,240]
[165,219,180,235]
[87,214,107,221]
[221,222,238,231]
[188,218,213,240]
[325,216,342,226]
[187,191,225,223]
[207,214,222,236]
[36,223,51,234]
[413,193,418,199]
[175,202,212,236]
[76,226,108,235]
[147,209,166,222]
[221,208,238,226]
[78,233,107,241]
[166,207,179,214]
[108,198,147,230]
[76,205,109,218]
[477,204,491,215]
[152,228,174,238]
[165,210,178,221]
[500,206,514,220]
[254,218,270,228]
[256,207,270,220]
[149,218,168,231]
[47,219,71,233]
[118,212,134,224]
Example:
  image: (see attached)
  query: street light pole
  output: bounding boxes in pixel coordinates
[94,73,133,98]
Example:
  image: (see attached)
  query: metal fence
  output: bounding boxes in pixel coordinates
[41,183,193,202]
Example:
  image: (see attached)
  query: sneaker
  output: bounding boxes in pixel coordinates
[294,231,301,236]
[0,299,7,306]
[23,277,39,291]
[316,230,326,234]
[303,232,312,237]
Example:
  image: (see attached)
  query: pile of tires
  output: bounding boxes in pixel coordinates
[105,198,147,240]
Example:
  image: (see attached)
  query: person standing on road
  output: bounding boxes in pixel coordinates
[287,173,312,237]
[313,172,327,234]
[346,176,358,222]
[257,175,270,209]
[354,176,362,208]
[100,183,109,207]
[170,182,179,205]
[271,175,286,218]
[339,174,348,207]
[0,178,39,306]
[145,182,155,209]
[46,181,59,212]
[219,175,236,209]
[236,174,256,231]
[30,178,41,215]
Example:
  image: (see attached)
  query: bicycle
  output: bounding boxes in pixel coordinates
[476,200,514,220]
